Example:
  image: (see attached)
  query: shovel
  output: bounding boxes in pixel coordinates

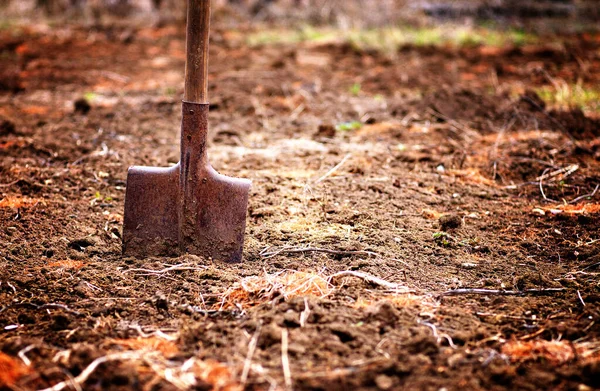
[122,0,251,262]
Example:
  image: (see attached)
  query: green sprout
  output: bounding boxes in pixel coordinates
[336,121,363,132]
[349,83,362,96]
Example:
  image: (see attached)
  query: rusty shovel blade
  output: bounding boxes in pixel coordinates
[123,102,251,262]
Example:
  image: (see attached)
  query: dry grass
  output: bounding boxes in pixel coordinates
[421,209,443,219]
[536,82,600,113]
[97,340,241,391]
[47,260,85,269]
[0,351,30,388]
[0,196,42,209]
[193,360,243,391]
[545,203,600,215]
[0,139,29,150]
[218,269,412,312]
[502,340,600,365]
[108,337,180,358]
[219,271,332,310]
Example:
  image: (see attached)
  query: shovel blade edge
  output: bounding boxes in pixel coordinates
[123,165,180,257]
[180,169,251,263]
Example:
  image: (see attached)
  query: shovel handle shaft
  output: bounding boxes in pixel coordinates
[184,0,211,103]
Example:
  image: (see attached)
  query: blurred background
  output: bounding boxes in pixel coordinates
[1,0,598,31]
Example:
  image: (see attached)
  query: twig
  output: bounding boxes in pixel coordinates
[569,184,600,204]
[299,298,310,327]
[419,321,457,349]
[511,157,560,169]
[490,118,516,180]
[1,281,17,294]
[128,325,178,341]
[96,70,129,83]
[581,261,600,272]
[38,351,144,391]
[313,154,351,185]
[577,290,586,307]
[122,263,208,275]
[519,93,578,144]
[441,288,566,296]
[18,345,36,366]
[535,164,579,182]
[281,328,292,391]
[507,164,580,191]
[241,327,261,386]
[427,108,479,139]
[476,312,533,321]
[328,270,411,291]
[0,302,81,316]
[260,246,378,259]
[539,168,556,202]
[0,179,21,188]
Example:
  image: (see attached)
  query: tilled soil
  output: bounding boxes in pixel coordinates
[1,23,600,391]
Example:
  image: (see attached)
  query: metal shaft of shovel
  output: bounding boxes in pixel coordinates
[122,0,251,262]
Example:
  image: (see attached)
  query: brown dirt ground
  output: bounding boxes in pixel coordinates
[1,22,600,391]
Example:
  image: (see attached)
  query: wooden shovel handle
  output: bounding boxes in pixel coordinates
[184,0,211,103]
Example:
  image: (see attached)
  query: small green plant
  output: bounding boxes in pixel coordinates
[349,83,361,96]
[84,92,97,102]
[536,82,600,113]
[93,191,112,203]
[433,232,451,246]
[246,25,538,52]
[336,121,362,132]
[0,20,19,33]
[458,237,480,247]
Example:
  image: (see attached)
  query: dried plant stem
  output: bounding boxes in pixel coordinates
[281,328,292,390]
[0,302,80,316]
[441,288,566,297]
[535,164,579,182]
[329,270,411,291]
[260,246,378,259]
[299,298,310,327]
[314,154,351,184]
[38,351,144,391]
[569,184,600,204]
[122,262,207,275]
[18,344,36,366]
[241,327,261,385]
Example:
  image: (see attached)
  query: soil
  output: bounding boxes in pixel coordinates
[1,20,600,391]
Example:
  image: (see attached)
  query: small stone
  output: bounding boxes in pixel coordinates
[439,214,462,231]
[0,119,16,136]
[375,374,394,390]
[313,124,336,139]
[283,310,300,327]
[461,262,478,269]
[153,292,168,311]
[287,342,307,355]
[447,353,463,368]
[366,301,399,325]
[258,323,282,349]
[74,98,91,115]
[531,208,545,216]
